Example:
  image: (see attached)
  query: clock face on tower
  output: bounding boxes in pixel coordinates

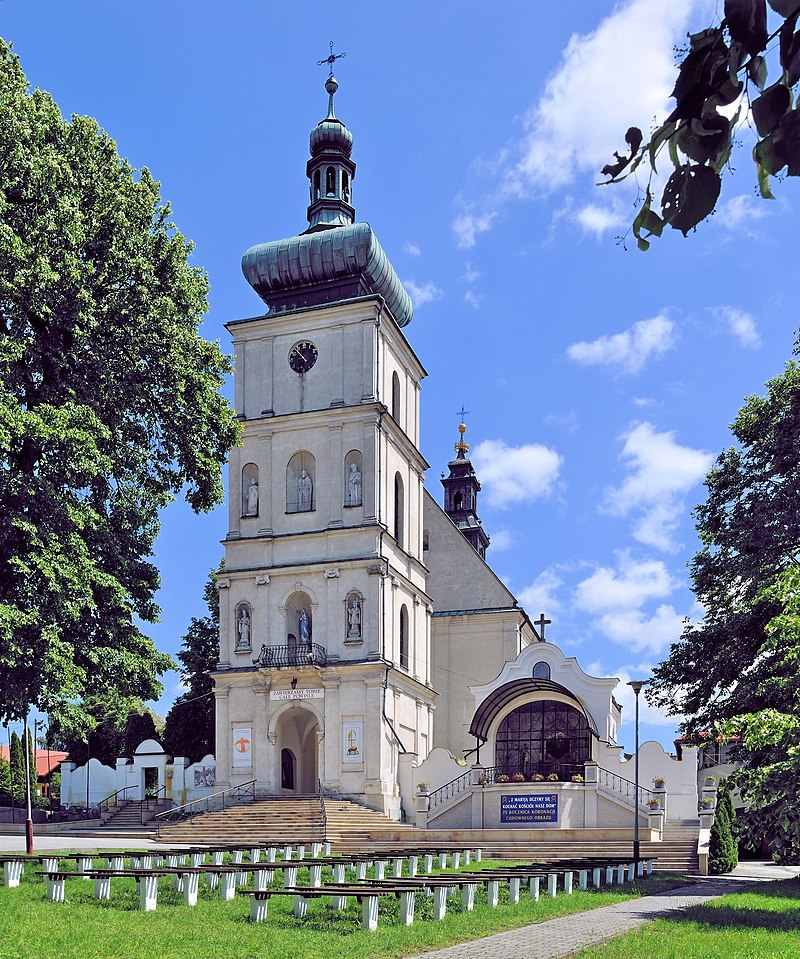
[289,340,318,374]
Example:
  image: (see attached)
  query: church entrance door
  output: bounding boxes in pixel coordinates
[275,707,319,794]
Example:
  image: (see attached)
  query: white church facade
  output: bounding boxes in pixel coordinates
[204,70,703,832]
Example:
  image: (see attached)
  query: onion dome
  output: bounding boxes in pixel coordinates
[309,76,353,158]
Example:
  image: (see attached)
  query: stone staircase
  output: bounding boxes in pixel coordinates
[100,798,171,832]
[155,796,327,845]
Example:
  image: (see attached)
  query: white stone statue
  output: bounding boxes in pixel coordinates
[347,462,362,506]
[299,607,310,643]
[237,606,251,649]
[347,599,362,638]
[245,479,259,516]
[298,470,312,511]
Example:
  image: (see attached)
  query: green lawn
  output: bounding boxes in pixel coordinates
[0,860,690,959]
[574,878,800,959]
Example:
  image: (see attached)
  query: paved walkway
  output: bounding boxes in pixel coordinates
[407,863,799,959]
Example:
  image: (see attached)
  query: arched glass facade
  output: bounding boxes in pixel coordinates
[495,700,591,779]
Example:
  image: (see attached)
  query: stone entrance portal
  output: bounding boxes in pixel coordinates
[275,707,319,794]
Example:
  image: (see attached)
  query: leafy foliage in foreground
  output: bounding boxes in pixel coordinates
[649,347,800,862]
[0,41,240,725]
[601,1,800,248]
[163,566,221,763]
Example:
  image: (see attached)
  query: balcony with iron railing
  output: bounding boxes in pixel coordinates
[252,642,327,669]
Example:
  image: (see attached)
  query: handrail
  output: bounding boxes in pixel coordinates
[429,762,589,809]
[253,643,327,668]
[428,769,473,809]
[154,779,258,831]
[318,779,327,844]
[98,786,135,811]
[597,767,653,808]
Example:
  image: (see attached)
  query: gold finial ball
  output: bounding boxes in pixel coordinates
[458,422,467,434]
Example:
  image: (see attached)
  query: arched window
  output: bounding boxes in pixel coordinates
[242,463,259,518]
[422,529,430,551]
[281,748,295,790]
[399,604,409,669]
[454,491,463,511]
[342,170,350,203]
[532,661,551,680]
[344,450,363,507]
[495,701,591,779]
[326,166,336,196]
[391,371,401,423]
[286,451,315,513]
[394,472,404,548]
[313,170,321,200]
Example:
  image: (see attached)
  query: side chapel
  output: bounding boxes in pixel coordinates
[211,71,698,828]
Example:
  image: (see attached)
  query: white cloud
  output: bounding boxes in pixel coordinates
[464,290,481,310]
[518,567,564,615]
[511,0,703,193]
[575,203,626,238]
[403,280,443,308]
[489,529,513,552]
[403,241,422,257]
[715,194,769,232]
[712,306,761,349]
[461,262,480,284]
[567,314,676,374]
[449,0,709,246]
[575,552,675,614]
[603,422,713,551]
[595,604,685,656]
[471,438,562,509]
[452,211,496,249]
[544,410,580,433]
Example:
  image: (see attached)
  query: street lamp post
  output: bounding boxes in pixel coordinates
[627,680,646,865]
[22,714,34,854]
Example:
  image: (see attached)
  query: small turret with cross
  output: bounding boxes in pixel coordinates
[441,409,490,560]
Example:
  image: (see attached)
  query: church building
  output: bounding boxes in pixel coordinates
[209,70,699,831]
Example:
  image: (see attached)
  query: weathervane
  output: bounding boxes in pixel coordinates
[317,41,346,77]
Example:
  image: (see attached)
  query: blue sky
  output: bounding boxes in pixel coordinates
[4,1,798,753]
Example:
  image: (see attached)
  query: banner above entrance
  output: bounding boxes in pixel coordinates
[271,688,324,701]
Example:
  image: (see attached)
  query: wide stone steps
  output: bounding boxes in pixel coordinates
[155,797,326,844]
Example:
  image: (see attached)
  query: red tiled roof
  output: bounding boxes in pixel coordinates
[0,746,69,778]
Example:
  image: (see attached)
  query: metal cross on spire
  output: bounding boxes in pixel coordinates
[317,41,346,76]
[457,405,470,423]
[534,612,552,642]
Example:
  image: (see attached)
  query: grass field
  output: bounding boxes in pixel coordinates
[574,878,800,959]
[0,859,691,959]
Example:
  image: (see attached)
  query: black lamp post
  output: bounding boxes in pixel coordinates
[22,714,34,854]
[627,680,646,865]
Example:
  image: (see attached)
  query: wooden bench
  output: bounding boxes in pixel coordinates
[238,883,420,930]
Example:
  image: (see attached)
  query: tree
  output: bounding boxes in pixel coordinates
[0,748,11,804]
[163,567,220,763]
[122,709,163,757]
[649,351,800,860]
[601,1,800,248]
[48,696,162,766]
[0,41,240,727]
[709,778,739,873]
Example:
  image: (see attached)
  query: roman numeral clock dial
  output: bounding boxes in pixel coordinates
[289,341,318,374]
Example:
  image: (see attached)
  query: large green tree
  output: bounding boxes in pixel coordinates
[0,41,239,726]
[602,0,800,248]
[163,567,220,763]
[649,350,800,860]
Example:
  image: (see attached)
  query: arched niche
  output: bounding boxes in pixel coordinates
[532,661,551,680]
[344,450,363,507]
[345,591,363,642]
[287,451,315,513]
[286,590,313,646]
[391,371,401,422]
[242,463,259,517]
[235,602,252,652]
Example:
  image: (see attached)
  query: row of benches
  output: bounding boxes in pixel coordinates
[31,855,654,930]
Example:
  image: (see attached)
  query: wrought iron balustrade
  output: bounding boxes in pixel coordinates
[252,643,327,668]
[478,762,586,784]
[597,767,653,808]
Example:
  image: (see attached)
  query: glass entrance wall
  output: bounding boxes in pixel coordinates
[495,700,591,779]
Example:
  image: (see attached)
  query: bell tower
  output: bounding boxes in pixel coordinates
[441,420,490,559]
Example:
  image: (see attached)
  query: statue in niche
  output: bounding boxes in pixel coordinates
[347,598,362,638]
[298,470,312,511]
[299,608,310,644]
[237,606,251,650]
[347,462,362,506]
[245,479,259,516]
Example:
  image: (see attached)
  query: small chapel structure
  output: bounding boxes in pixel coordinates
[207,69,701,832]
